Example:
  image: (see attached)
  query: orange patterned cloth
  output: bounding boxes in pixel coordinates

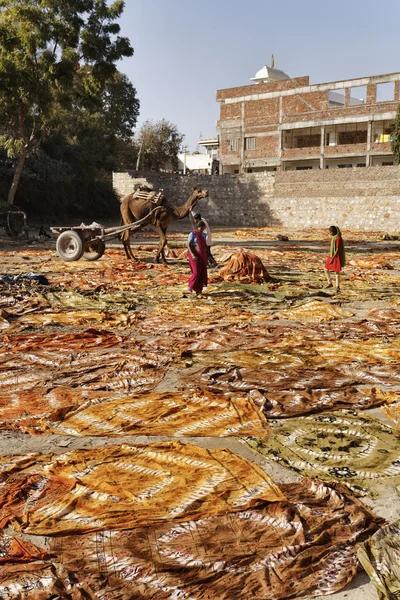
[49,390,270,437]
[0,532,48,563]
[0,442,284,534]
[0,389,270,437]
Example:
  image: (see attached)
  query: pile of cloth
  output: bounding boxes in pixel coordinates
[215,250,271,283]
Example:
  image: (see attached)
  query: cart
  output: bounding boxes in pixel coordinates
[51,208,161,262]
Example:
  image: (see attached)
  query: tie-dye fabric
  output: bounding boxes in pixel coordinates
[0,442,284,534]
[358,519,400,600]
[245,412,400,495]
[52,479,384,600]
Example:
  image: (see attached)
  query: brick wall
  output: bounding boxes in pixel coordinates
[113,166,400,232]
[216,76,309,100]
[245,98,280,123]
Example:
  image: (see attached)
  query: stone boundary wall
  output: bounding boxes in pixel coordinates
[113,166,400,232]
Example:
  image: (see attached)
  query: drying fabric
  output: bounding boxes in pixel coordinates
[216,251,271,283]
[382,400,400,430]
[0,348,169,393]
[0,387,108,434]
[367,307,400,321]
[189,362,399,412]
[0,442,284,534]
[252,386,392,419]
[0,531,48,563]
[51,479,384,600]
[15,308,135,329]
[0,563,77,599]
[0,388,270,437]
[245,412,400,495]
[271,300,353,323]
[48,390,270,437]
[0,272,49,285]
[1,328,126,352]
[348,257,393,269]
[357,519,400,600]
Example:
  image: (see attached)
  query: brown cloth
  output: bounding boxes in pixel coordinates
[52,479,385,600]
[216,250,271,283]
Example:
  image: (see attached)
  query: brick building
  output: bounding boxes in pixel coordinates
[216,63,400,173]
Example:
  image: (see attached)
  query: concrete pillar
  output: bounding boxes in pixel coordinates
[366,121,372,167]
[240,102,245,173]
[367,84,376,104]
[395,81,400,102]
[277,96,283,171]
[320,126,325,169]
[344,88,351,107]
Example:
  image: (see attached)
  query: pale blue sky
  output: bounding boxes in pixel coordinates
[117,0,400,151]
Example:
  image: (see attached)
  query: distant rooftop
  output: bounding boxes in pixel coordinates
[199,137,219,147]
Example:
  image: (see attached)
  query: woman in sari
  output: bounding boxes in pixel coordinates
[324,225,346,292]
[187,220,208,296]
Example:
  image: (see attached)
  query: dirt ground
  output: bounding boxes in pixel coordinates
[1,221,399,600]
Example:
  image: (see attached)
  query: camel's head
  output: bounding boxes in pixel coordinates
[190,187,209,208]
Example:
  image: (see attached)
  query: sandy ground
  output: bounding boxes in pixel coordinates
[1,221,399,600]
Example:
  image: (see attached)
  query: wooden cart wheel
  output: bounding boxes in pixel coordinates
[83,239,106,261]
[56,230,84,261]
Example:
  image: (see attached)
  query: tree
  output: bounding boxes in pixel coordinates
[136,119,184,171]
[0,0,137,204]
[391,104,400,165]
[56,68,140,171]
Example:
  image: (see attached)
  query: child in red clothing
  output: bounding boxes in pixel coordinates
[324,225,345,292]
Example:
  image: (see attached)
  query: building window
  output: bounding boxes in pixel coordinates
[338,130,368,144]
[338,164,352,168]
[357,163,366,168]
[376,82,395,102]
[328,89,345,108]
[382,161,394,166]
[228,139,238,152]
[349,85,367,105]
[244,137,256,150]
[294,134,320,148]
[296,166,313,170]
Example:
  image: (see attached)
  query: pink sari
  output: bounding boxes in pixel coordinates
[188,231,208,294]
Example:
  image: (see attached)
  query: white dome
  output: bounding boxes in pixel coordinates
[251,65,290,84]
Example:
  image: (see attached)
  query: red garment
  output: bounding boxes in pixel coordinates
[188,231,208,294]
[325,237,344,272]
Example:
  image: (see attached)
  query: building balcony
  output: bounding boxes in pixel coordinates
[282,147,320,159]
[324,143,367,155]
[371,142,392,154]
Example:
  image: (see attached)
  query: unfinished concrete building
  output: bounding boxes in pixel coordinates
[216,63,400,173]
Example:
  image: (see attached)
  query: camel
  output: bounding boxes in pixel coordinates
[120,186,209,263]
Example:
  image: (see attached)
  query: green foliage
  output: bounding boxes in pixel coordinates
[391,104,400,165]
[137,119,185,171]
[0,134,120,218]
[0,0,138,203]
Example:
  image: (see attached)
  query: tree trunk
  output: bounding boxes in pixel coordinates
[7,149,28,205]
